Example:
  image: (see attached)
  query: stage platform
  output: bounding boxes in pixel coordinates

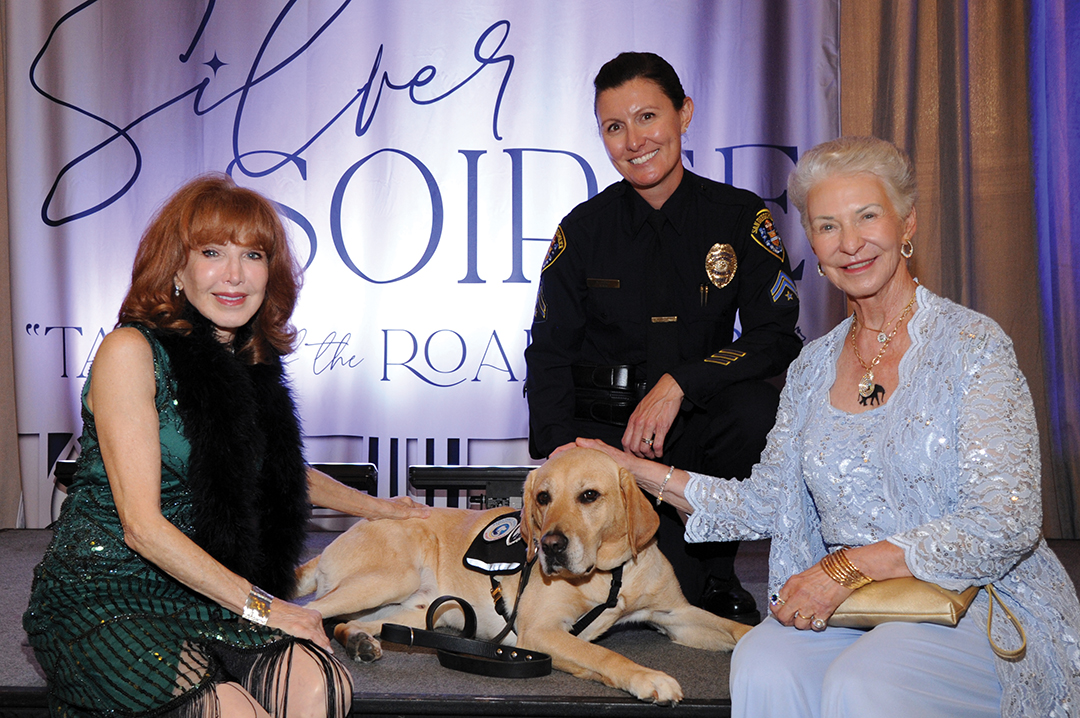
[3,529,1078,718]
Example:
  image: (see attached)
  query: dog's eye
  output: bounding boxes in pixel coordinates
[536,491,551,505]
[579,489,600,504]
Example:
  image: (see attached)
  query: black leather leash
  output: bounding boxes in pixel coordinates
[490,554,538,644]
[380,596,551,678]
[380,560,626,677]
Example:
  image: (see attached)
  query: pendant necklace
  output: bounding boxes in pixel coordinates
[850,289,918,404]
[863,323,889,344]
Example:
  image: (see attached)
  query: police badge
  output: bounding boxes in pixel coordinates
[706,243,737,289]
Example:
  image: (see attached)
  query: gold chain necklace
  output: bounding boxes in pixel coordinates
[860,321,888,343]
[850,289,918,402]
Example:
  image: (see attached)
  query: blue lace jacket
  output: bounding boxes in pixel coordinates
[684,286,1080,716]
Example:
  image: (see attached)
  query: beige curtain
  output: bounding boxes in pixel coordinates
[840,1,1075,537]
[0,13,20,528]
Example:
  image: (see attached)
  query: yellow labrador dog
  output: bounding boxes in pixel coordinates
[295,447,750,704]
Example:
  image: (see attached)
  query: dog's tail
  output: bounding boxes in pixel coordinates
[293,555,321,597]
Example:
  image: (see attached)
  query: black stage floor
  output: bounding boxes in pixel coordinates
[3,529,1078,718]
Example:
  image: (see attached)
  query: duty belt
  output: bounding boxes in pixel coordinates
[571,364,646,427]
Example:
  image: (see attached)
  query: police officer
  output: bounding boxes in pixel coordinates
[525,52,802,624]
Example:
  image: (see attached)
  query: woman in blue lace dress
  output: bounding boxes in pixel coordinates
[24,175,428,718]
[579,137,1080,716]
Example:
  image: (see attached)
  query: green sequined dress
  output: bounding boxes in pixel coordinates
[23,329,289,718]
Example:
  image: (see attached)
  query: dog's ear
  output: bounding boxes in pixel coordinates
[620,467,660,556]
[520,467,543,561]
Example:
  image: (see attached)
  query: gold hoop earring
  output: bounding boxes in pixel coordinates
[817,263,825,277]
[901,241,914,259]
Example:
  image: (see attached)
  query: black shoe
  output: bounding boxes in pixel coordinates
[699,575,761,625]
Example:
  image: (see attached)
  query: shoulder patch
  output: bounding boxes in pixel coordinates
[770,270,798,304]
[751,208,785,261]
[541,227,567,273]
[533,227,567,322]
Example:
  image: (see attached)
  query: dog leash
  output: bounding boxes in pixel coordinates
[381,596,552,678]
[380,560,627,677]
[490,554,538,644]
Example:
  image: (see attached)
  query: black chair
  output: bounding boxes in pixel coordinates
[407,465,534,508]
[310,462,378,494]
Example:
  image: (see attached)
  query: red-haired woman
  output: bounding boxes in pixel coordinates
[24,174,428,718]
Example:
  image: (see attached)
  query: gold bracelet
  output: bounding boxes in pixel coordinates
[834,548,873,588]
[242,585,274,625]
[656,466,675,506]
[820,548,873,590]
[821,552,862,589]
[821,551,863,589]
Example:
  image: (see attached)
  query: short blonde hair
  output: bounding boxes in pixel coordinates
[788,136,917,236]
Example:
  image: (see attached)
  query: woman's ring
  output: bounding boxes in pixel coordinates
[811,617,827,631]
[642,437,654,446]
[769,593,785,607]
[794,610,815,621]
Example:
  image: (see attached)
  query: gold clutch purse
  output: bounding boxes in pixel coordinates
[828,577,980,628]
[828,579,1025,660]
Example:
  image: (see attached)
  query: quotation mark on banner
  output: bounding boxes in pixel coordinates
[26,323,40,335]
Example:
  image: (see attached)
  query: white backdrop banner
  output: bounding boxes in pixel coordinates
[8,0,839,526]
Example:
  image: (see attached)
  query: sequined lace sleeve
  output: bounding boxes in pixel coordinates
[885,307,1043,591]
[683,378,798,542]
[683,336,830,583]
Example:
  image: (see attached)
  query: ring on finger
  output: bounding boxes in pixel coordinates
[769,593,785,607]
[811,617,827,631]
[642,437,654,447]
[793,610,815,621]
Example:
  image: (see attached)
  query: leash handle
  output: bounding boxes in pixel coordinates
[382,594,552,679]
[426,595,477,638]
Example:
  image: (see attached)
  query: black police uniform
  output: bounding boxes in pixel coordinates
[525,170,802,617]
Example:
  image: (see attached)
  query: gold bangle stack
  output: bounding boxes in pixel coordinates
[242,585,274,625]
[820,548,873,590]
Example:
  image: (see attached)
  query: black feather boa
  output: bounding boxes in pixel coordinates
[154,312,310,599]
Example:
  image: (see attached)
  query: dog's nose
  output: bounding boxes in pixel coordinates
[541,532,568,557]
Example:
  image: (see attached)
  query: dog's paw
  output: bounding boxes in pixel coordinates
[731,621,754,642]
[628,668,682,705]
[343,630,382,663]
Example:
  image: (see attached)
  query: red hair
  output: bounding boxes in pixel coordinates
[117,173,302,364]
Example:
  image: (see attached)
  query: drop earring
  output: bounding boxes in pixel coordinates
[174,284,181,297]
[901,241,914,259]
